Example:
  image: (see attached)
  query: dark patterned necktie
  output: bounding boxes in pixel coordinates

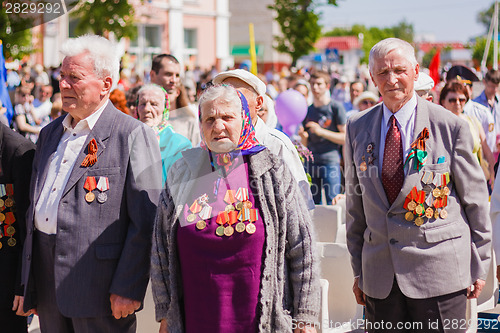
[382,115,404,205]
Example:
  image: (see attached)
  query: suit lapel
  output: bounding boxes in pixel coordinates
[390,97,432,212]
[61,103,116,198]
[365,104,391,208]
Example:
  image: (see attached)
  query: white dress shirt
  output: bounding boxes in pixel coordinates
[378,93,417,175]
[35,101,108,234]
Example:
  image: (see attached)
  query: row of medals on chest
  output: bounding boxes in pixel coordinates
[187,189,258,237]
[84,176,109,204]
[404,171,450,226]
[0,184,17,248]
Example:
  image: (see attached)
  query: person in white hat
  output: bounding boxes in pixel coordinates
[414,72,435,102]
[213,69,314,209]
[346,91,379,119]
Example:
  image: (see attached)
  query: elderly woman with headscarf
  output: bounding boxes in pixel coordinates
[151,84,319,333]
[136,84,192,182]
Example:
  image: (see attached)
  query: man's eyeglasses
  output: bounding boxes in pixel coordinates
[360,100,376,106]
[447,97,466,104]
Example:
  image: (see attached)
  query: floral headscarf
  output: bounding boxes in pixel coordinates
[199,87,265,169]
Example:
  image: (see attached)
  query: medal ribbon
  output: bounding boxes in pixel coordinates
[235,188,249,202]
[224,190,236,204]
[417,190,425,204]
[5,184,13,196]
[81,139,98,167]
[238,208,251,221]
[4,212,15,225]
[441,174,447,187]
[96,177,109,192]
[250,209,258,222]
[228,211,238,225]
[216,211,229,225]
[0,185,7,197]
[411,128,429,151]
[83,177,97,192]
[199,205,212,220]
[404,128,429,171]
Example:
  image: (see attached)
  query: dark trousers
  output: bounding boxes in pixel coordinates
[33,231,136,333]
[365,279,467,333]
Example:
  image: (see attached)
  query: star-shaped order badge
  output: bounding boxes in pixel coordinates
[404,128,429,171]
[81,138,98,167]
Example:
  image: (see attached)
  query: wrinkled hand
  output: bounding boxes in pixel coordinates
[467,279,485,299]
[159,319,168,333]
[110,294,140,320]
[305,122,322,136]
[352,277,366,306]
[12,296,36,316]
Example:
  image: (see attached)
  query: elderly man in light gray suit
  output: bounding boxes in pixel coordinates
[20,35,161,332]
[345,38,491,332]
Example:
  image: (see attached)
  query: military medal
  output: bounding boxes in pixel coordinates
[235,202,243,210]
[425,207,434,218]
[4,184,14,207]
[216,211,229,237]
[225,205,235,213]
[0,213,4,222]
[414,217,424,226]
[187,214,196,222]
[84,177,97,203]
[359,161,367,172]
[96,177,109,203]
[196,220,207,230]
[432,188,442,198]
[245,209,258,235]
[235,221,246,233]
[407,201,417,211]
[415,205,424,215]
[440,209,448,219]
[4,212,15,225]
[242,201,252,209]
[7,237,15,247]
[224,211,238,237]
[6,226,15,236]
[0,184,6,207]
[235,188,249,210]
[368,155,376,165]
[366,143,374,153]
[224,190,236,213]
[434,210,440,219]
[442,186,450,196]
[405,211,414,221]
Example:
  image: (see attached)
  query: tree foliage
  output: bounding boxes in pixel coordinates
[0,6,33,60]
[268,0,338,66]
[70,0,137,40]
[471,37,499,69]
[323,20,414,64]
[477,3,496,33]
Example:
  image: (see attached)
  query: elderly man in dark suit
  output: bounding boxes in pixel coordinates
[0,123,35,332]
[20,35,161,332]
[345,38,491,332]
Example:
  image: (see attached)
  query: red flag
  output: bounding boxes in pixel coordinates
[428,49,441,86]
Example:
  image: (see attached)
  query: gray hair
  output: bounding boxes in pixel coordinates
[61,35,120,86]
[198,84,242,118]
[369,38,418,73]
[137,84,166,101]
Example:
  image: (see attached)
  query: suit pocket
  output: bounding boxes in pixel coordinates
[95,243,123,260]
[424,222,463,243]
[422,162,449,173]
[87,167,121,176]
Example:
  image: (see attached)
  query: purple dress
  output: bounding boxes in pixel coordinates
[177,157,265,333]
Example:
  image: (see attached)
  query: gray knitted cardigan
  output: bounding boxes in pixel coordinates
[151,147,320,332]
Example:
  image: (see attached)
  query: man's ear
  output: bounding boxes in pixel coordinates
[370,72,377,87]
[102,77,113,95]
[256,95,264,111]
[150,70,156,83]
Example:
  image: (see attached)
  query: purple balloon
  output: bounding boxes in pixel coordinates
[275,89,308,133]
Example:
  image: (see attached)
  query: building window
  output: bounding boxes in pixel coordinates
[184,28,197,50]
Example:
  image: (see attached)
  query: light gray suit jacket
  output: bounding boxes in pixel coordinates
[345,96,492,299]
[22,102,162,317]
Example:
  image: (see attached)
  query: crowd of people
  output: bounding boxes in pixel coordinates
[1,33,500,333]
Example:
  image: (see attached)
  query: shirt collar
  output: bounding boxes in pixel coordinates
[382,93,417,127]
[62,100,109,132]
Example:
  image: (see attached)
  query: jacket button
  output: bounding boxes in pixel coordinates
[389,238,398,245]
[26,254,31,260]
[387,213,394,218]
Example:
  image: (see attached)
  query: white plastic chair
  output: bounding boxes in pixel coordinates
[317,242,364,332]
[312,204,346,244]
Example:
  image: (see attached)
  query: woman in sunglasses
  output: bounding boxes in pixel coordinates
[439,81,495,185]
